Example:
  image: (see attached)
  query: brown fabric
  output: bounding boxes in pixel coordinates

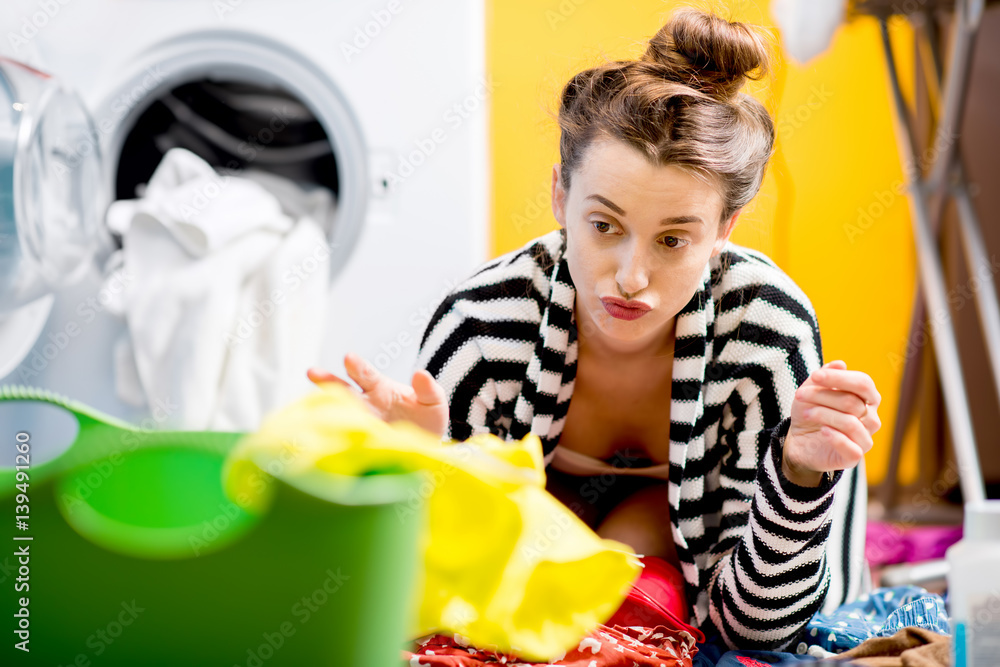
[832,627,950,667]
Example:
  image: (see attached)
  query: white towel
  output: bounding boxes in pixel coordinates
[106,148,333,431]
[106,148,293,257]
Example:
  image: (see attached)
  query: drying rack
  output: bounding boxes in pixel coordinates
[850,0,992,514]
[848,0,996,586]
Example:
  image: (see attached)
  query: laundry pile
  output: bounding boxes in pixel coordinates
[103,147,334,430]
[400,585,957,667]
[228,381,644,663]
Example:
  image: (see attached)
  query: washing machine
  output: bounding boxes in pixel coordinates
[0,0,490,455]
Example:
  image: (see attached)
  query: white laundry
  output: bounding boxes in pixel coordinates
[105,148,333,431]
[106,147,293,257]
[239,168,337,238]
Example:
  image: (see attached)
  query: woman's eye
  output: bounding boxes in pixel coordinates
[592,221,613,234]
[661,236,687,248]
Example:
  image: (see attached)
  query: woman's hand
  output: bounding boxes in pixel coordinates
[306,353,449,439]
[782,360,882,487]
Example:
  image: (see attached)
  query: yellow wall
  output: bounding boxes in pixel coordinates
[486,0,920,485]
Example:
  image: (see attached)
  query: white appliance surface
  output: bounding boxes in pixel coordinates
[0,0,489,458]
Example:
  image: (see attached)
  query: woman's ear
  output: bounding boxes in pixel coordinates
[551,164,567,229]
[711,209,741,257]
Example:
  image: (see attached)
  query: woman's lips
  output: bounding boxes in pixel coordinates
[601,297,651,321]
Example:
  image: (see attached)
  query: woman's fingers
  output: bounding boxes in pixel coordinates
[814,425,867,469]
[787,360,881,473]
[307,367,352,388]
[809,361,881,406]
[804,360,882,435]
[412,369,446,406]
[795,385,867,419]
[310,355,448,438]
[795,384,882,437]
[861,404,882,436]
[411,370,449,437]
[344,353,382,392]
[786,421,868,472]
[795,403,874,454]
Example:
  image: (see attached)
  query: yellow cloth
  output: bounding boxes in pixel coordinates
[224,383,641,661]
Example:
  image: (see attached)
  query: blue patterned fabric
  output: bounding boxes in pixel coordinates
[803,586,951,653]
[695,635,820,666]
[693,637,726,666]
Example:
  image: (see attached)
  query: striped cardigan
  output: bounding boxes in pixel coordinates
[415,229,868,651]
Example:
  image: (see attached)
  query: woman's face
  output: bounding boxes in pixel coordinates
[551,137,739,355]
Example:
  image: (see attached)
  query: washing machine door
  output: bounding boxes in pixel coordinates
[0,58,106,377]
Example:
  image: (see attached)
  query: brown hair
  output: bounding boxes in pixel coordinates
[557,8,774,223]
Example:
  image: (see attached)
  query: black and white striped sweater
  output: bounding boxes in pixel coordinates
[415,229,868,651]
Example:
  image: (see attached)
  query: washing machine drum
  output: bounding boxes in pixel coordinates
[0,58,105,376]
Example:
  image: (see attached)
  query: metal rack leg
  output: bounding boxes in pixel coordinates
[877,7,986,505]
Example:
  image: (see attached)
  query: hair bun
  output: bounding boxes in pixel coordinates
[642,8,769,102]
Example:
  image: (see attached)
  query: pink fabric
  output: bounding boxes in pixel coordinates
[735,657,769,667]
[865,522,962,568]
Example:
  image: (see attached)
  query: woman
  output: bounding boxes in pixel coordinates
[309,8,881,652]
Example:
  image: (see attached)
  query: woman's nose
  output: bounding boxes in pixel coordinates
[616,246,650,295]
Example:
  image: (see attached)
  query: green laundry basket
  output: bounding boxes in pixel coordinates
[0,386,426,667]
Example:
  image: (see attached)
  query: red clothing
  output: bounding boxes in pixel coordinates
[403,624,697,667]
[606,556,703,643]
[403,557,702,667]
